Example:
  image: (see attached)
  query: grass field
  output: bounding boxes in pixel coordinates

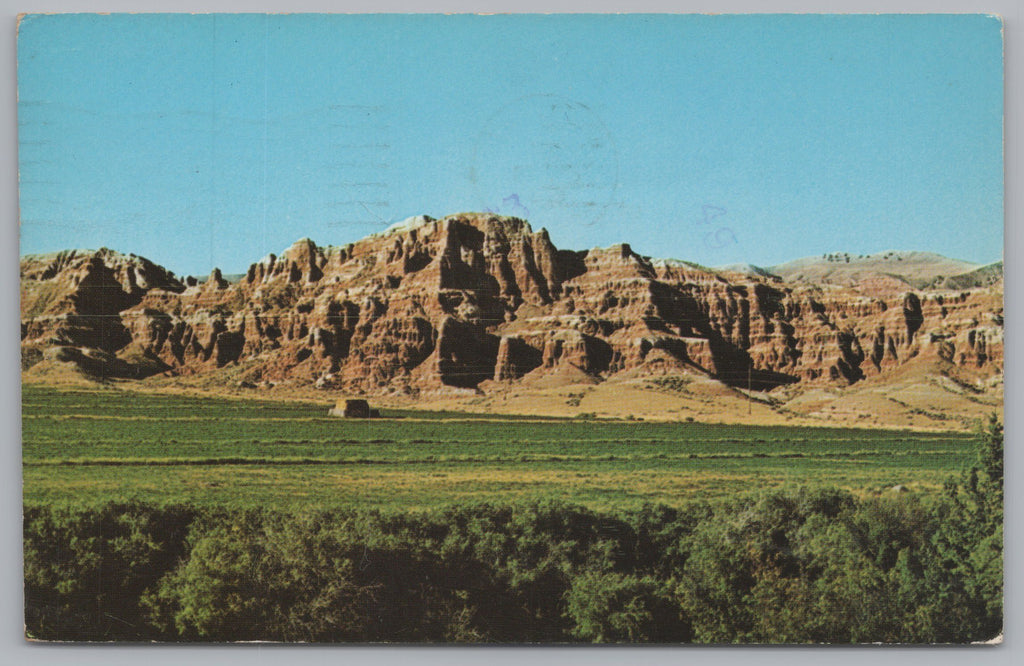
[22,384,978,511]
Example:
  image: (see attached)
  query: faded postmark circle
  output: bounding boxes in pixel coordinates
[469,94,620,229]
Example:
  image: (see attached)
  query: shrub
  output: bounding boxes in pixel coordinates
[566,571,690,642]
[24,502,195,641]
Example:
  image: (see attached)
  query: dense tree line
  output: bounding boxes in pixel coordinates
[24,417,1002,643]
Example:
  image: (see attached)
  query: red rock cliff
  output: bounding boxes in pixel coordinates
[20,214,1003,394]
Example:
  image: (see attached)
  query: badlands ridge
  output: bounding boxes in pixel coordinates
[20,213,1003,429]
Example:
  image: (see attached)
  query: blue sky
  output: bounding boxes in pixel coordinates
[18,13,1003,276]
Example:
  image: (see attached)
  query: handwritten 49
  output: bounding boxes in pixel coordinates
[698,204,736,249]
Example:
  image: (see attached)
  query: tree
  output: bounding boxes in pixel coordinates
[921,414,1003,642]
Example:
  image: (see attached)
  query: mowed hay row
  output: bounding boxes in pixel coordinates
[24,464,758,510]
[24,457,963,511]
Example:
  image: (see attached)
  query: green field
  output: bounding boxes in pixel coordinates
[22,384,976,511]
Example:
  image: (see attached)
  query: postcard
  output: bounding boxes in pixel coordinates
[18,13,1003,643]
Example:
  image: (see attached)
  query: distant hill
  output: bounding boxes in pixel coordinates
[715,263,782,282]
[769,251,980,288]
[925,261,1003,290]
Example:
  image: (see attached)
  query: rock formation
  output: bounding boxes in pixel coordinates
[20,214,1004,396]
